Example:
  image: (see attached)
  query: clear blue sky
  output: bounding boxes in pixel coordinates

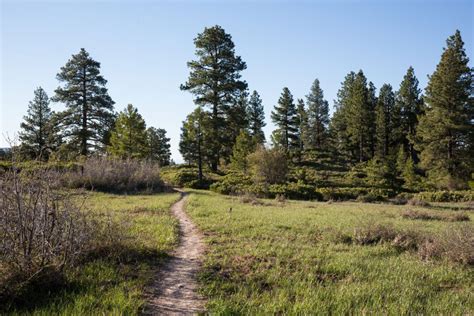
[1,0,472,162]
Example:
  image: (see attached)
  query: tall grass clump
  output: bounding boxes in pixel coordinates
[64,156,164,193]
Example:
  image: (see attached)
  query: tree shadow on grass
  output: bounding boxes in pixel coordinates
[0,246,168,314]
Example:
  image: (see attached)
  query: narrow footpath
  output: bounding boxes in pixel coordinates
[143,191,206,315]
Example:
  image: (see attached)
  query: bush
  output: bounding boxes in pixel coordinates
[161,165,217,189]
[402,209,470,222]
[407,198,431,207]
[268,182,323,201]
[352,223,398,245]
[248,146,288,185]
[413,190,474,202]
[418,225,474,265]
[63,157,164,193]
[357,192,386,203]
[0,168,120,298]
[210,172,253,195]
[316,187,394,202]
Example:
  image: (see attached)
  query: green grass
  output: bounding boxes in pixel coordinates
[6,191,180,315]
[185,190,474,314]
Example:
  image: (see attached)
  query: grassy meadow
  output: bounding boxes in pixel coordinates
[4,192,180,315]
[185,190,474,314]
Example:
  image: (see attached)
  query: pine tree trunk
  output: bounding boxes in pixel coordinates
[197,128,203,182]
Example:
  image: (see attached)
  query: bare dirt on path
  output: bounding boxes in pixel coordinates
[142,191,206,315]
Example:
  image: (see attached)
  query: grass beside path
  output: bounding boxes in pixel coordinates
[185,190,474,315]
[6,191,180,315]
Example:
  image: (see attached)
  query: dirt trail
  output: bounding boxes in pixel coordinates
[142,191,206,315]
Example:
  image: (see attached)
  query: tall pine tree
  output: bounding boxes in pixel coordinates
[306,79,329,150]
[181,25,247,171]
[53,48,115,156]
[375,84,395,158]
[296,98,309,155]
[396,66,424,162]
[330,72,356,156]
[346,70,374,162]
[415,30,473,188]
[19,87,59,159]
[247,90,266,144]
[271,87,298,151]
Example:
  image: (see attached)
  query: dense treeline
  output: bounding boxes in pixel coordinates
[16,49,171,165]
[179,27,473,191]
[10,26,473,192]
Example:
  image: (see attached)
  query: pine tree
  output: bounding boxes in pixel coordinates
[367,82,378,158]
[19,87,59,159]
[415,30,473,188]
[295,98,309,155]
[346,70,374,162]
[181,25,247,171]
[375,84,395,158]
[247,90,266,144]
[147,127,171,166]
[271,87,298,151]
[53,48,115,156]
[330,73,355,156]
[402,155,420,191]
[223,89,249,161]
[306,79,329,150]
[108,104,147,158]
[179,107,210,181]
[396,66,424,162]
[231,130,255,172]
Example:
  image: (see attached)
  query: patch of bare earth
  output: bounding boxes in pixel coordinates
[142,191,206,315]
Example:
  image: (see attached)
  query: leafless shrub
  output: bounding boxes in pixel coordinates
[402,209,438,221]
[389,197,408,205]
[448,213,470,222]
[275,194,286,204]
[391,230,425,251]
[0,167,125,298]
[353,223,398,245]
[239,193,266,206]
[402,209,470,222]
[0,170,86,284]
[418,225,474,265]
[407,198,431,207]
[63,156,164,193]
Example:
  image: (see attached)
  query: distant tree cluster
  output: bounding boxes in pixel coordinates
[180,27,472,190]
[18,49,171,166]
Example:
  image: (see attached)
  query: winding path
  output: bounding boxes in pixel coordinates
[142,191,206,315]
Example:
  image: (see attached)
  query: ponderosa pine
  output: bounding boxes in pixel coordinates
[247,90,266,144]
[415,30,473,189]
[306,79,329,150]
[181,25,247,171]
[19,87,59,159]
[271,87,299,152]
[53,48,115,156]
